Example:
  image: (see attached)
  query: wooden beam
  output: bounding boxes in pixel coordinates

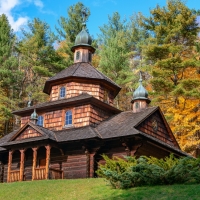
[7,150,13,183]
[19,149,25,181]
[45,145,51,179]
[32,147,38,181]
[89,153,95,178]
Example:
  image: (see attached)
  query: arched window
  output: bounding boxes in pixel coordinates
[65,110,72,126]
[60,87,66,98]
[37,116,44,127]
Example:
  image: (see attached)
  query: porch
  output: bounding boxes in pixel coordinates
[7,145,64,182]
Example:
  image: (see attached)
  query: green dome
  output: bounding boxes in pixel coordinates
[30,109,38,120]
[71,23,95,53]
[132,73,151,103]
[75,23,92,46]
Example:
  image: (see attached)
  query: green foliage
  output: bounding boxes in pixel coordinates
[98,12,135,110]
[0,14,23,135]
[97,154,200,189]
[17,18,66,104]
[141,0,199,93]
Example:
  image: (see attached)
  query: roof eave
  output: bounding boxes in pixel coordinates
[43,76,121,97]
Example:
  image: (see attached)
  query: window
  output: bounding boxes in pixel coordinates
[104,90,108,103]
[76,51,80,60]
[60,87,66,98]
[65,110,72,126]
[37,116,44,127]
[88,52,92,62]
[135,102,139,109]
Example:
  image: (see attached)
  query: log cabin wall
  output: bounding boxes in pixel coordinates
[15,127,41,140]
[137,111,175,146]
[24,148,33,181]
[50,148,87,179]
[11,151,20,171]
[135,142,170,158]
[3,164,7,183]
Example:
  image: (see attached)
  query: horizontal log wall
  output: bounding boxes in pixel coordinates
[50,149,87,179]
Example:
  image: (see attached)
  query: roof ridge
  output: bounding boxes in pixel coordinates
[72,62,82,76]
[88,63,121,88]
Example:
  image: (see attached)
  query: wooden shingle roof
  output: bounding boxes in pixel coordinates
[12,93,121,117]
[43,62,121,96]
[0,107,188,156]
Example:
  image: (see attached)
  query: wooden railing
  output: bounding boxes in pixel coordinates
[34,167,46,180]
[50,168,63,179]
[10,170,20,182]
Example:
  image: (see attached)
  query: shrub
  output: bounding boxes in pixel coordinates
[97,155,200,189]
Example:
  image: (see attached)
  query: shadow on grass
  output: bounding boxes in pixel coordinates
[89,183,200,200]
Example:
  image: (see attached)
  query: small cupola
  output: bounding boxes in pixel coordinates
[30,109,38,124]
[131,72,151,113]
[71,9,95,63]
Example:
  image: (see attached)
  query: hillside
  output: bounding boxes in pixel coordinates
[0,179,200,200]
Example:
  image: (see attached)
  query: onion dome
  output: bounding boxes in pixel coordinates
[75,23,92,46]
[71,22,95,53]
[132,72,151,103]
[30,109,38,120]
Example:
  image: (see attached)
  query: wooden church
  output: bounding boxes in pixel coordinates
[0,17,188,183]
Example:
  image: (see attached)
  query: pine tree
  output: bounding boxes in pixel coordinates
[17,18,66,105]
[98,12,144,110]
[140,0,200,153]
[0,14,22,135]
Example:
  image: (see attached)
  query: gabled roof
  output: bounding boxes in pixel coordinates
[12,93,121,117]
[55,126,100,142]
[1,122,56,147]
[96,107,158,139]
[43,62,121,96]
[0,106,187,156]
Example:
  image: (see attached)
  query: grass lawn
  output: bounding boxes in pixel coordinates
[0,178,200,200]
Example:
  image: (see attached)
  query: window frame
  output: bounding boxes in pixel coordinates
[65,110,73,127]
[88,52,92,62]
[76,51,80,60]
[59,86,66,98]
[37,115,44,127]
